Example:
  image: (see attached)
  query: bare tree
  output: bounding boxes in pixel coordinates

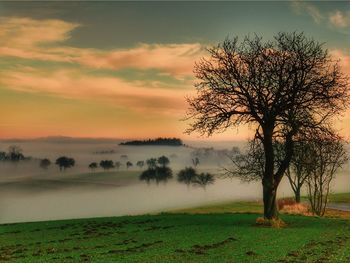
[306,136,348,216]
[186,32,349,219]
[285,139,314,203]
[192,157,200,167]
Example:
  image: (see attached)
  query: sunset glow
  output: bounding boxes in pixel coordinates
[0,1,350,140]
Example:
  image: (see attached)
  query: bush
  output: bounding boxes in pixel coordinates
[255,217,286,228]
[277,198,296,210]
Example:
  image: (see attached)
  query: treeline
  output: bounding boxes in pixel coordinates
[0,146,30,162]
[119,138,183,146]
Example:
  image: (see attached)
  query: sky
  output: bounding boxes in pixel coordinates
[0,1,350,140]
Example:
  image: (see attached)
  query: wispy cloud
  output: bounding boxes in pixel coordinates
[291,0,350,31]
[0,67,192,114]
[291,0,323,24]
[0,17,79,48]
[0,17,204,78]
[329,10,350,28]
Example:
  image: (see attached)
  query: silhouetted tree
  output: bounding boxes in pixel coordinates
[126,161,133,169]
[55,156,75,171]
[139,168,156,184]
[225,139,283,182]
[139,166,173,185]
[177,167,197,187]
[306,136,348,216]
[100,160,114,170]
[155,166,173,184]
[193,173,215,190]
[192,157,200,167]
[8,145,24,162]
[157,155,170,167]
[186,32,350,219]
[40,158,51,170]
[285,140,314,203]
[146,158,157,169]
[89,162,98,171]
[136,161,144,169]
[0,152,6,161]
[120,138,183,146]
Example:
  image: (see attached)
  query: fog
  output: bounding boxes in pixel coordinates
[0,138,349,224]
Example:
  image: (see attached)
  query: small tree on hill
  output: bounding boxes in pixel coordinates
[126,161,133,169]
[55,156,75,171]
[193,173,215,190]
[100,160,114,170]
[146,158,157,169]
[40,158,51,170]
[157,155,170,168]
[89,162,98,171]
[136,161,145,169]
[8,145,24,162]
[177,167,197,187]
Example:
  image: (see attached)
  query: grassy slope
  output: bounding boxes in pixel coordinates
[1,213,350,262]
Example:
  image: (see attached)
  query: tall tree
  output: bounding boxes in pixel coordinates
[186,32,349,219]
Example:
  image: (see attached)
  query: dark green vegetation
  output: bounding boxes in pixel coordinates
[1,213,350,263]
[119,138,183,146]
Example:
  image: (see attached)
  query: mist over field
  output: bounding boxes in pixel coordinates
[0,138,349,224]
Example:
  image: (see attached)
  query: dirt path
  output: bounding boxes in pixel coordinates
[328,203,350,212]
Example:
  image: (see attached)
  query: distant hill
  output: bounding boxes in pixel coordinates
[119,138,184,146]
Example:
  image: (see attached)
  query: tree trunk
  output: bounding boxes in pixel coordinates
[262,127,278,219]
[295,187,301,203]
[263,179,278,219]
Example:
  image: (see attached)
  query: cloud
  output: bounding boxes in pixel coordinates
[0,16,205,77]
[0,17,79,48]
[76,43,204,77]
[0,67,192,114]
[329,10,350,28]
[291,0,323,24]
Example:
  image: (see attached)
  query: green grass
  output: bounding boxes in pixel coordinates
[1,194,350,262]
[1,213,350,263]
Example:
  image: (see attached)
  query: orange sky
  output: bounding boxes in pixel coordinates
[0,2,350,141]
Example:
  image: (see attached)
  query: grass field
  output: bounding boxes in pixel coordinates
[1,195,350,262]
